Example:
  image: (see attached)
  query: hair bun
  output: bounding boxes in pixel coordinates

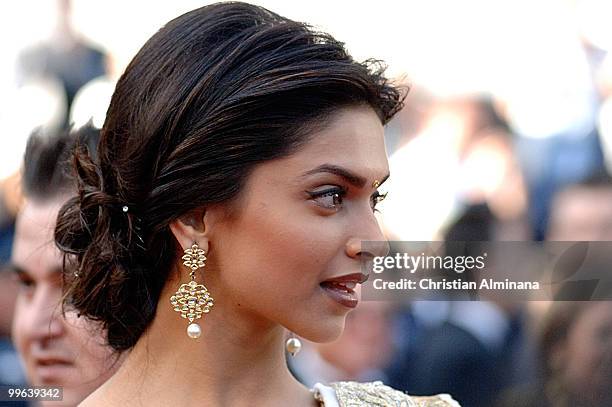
[55,139,155,352]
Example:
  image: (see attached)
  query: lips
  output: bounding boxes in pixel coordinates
[32,355,74,384]
[37,357,72,366]
[320,273,368,309]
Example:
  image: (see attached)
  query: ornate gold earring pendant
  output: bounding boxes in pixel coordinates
[170,243,214,339]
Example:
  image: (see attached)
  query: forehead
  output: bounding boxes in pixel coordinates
[287,105,388,174]
[552,188,612,224]
[12,199,65,278]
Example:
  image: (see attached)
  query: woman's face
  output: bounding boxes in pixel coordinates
[207,105,390,342]
[11,199,119,406]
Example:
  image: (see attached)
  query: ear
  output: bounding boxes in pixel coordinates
[169,208,211,252]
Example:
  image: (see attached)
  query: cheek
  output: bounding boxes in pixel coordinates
[11,297,31,357]
[64,316,111,359]
[564,330,601,384]
[64,319,116,379]
[215,205,342,306]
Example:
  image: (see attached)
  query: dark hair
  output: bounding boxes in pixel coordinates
[54,1,405,352]
[538,298,612,403]
[23,124,99,202]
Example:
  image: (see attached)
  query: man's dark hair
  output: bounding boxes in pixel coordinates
[23,124,100,202]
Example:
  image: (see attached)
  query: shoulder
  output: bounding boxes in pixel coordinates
[312,381,461,407]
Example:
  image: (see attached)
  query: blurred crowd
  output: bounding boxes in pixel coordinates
[1,1,612,406]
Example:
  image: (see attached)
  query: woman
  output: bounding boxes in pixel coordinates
[55,2,460,405]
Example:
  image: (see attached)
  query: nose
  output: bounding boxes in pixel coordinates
[26,285,65,343]
[345,211,390,260]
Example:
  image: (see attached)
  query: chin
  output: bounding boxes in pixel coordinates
[293,314,347,343]
[40,393,82,407]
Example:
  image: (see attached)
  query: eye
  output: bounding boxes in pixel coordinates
[370,191,388,213]
[13,272,35,293]
[308,187,347,211]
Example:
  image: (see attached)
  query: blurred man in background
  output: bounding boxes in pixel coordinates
[494,173,612,406]
[9,125,120,406]
[0,174,28,399]
[496,299,612,407]
[17,0,107,128]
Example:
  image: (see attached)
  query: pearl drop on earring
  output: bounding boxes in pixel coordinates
[187,323,202,339]
[285,337,302,356]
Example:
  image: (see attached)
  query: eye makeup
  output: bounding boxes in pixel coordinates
[306,186,387,212]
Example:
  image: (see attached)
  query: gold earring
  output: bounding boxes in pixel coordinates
[170,242,214,339]
[285,332,302,356]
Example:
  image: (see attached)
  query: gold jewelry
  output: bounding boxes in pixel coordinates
[372,180,380,189]
[285,332,302,356]
[170,243,214,339]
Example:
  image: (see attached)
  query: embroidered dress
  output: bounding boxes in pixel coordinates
[311,381,461,407]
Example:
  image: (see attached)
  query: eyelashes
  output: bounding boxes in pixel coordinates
[308,187,346,211]
[308,187,388,212]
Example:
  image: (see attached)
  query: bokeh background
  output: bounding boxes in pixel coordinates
[1,1,611,406]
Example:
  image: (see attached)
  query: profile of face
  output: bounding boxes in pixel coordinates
[11,198,119,406]
[557,301,612,404]
[195,105,390,343]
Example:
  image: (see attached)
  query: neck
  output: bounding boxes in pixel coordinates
[87,274,314,407]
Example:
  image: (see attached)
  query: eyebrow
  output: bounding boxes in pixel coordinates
[7,263,27,277]
[301,164,390,189]
[7,263,62,280]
